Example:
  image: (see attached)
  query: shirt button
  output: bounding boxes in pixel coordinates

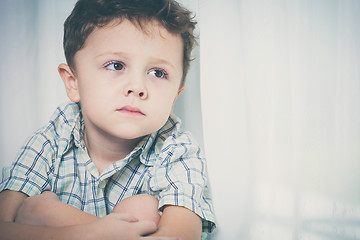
[98,180,107,189]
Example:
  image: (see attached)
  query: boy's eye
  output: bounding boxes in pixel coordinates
[105,61,125,71]
[149,69,168,79]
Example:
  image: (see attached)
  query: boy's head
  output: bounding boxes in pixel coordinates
[59,0,195,142]
[63,0,197,88]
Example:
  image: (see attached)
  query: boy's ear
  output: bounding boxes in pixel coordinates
[177,85,186,96]
[58,63,80,102]
[172,85,186,106]
[170,85,186,113]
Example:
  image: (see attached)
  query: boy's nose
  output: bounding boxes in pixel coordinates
[123,71,148,99]
[124,83,148,100]
[125,89,147,99]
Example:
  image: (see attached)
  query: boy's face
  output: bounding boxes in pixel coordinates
[61,19,184,141]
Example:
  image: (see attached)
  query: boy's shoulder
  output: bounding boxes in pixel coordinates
[0,102,83,196]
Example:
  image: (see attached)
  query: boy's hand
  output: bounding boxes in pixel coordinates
[113,194,161,225]
[85,212,180,240]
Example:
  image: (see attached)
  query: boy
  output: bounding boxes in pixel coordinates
[0,0,216,239]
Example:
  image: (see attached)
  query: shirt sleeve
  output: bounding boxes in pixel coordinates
[0,131,54,196]
[149,132,216,233]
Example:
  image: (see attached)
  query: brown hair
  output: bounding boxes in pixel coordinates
[63,0,197,87]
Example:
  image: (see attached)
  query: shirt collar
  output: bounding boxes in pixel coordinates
[72,113,85,150]
[56,102,84,156]
[138,114,181,166]
[137,131,158,166]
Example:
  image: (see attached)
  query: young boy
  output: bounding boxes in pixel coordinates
[0,0,216,239]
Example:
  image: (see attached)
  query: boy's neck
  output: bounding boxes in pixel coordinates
[84,130,143,174]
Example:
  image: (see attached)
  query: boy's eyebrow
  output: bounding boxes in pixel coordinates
[95,52,130,60]
[148,57,178,70]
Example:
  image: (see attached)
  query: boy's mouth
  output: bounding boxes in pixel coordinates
[117,106,145,116]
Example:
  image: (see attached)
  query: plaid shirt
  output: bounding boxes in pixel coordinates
[1,102,216,234]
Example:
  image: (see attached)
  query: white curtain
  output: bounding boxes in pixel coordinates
[1,1,360,240]
[200,0,360,239]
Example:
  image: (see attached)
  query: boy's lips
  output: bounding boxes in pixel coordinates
[116,105,145,116]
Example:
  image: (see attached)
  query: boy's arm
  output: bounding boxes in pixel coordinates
[149,205,202,240]
[15,191,98,226]
[15,191,202,239]
[0,190,83,239]
[0,190,175,240]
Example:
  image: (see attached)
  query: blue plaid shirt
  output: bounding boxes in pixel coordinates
[1,102,215,234]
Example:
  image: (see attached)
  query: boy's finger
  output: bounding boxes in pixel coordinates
[141,237,181,240]
[111,212,139,222]
[131,220,157,236]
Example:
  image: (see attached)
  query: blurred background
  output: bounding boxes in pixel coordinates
[1,0,359,239]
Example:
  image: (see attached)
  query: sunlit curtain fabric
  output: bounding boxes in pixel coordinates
[200,1,360,239]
